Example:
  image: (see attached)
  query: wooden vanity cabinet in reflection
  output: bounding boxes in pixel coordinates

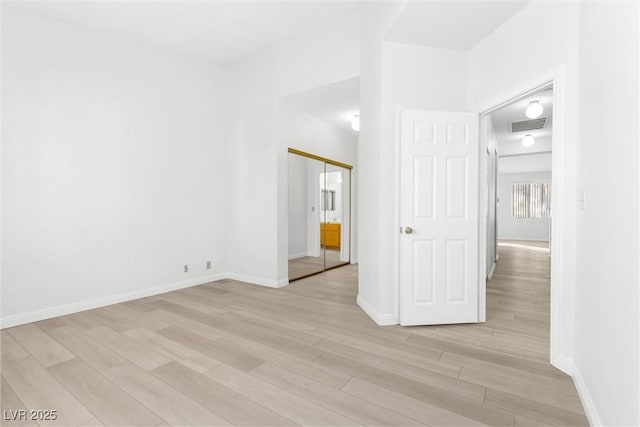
[320,223,341,249]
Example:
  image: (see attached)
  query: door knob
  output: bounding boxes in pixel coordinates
[404,227,414,234]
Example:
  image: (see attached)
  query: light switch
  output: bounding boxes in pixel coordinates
[577,190,586,210]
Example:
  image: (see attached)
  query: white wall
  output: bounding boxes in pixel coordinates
[467,0,580,389]
[1,8,228,324]
[279,103,358,164]
[357,2,411,320]
[468,1,639,424]
[1,7,359,325]
[498,152,552,174]
[574,2,639,425]
[357,34,468,323]
[498,136,552,156]
[497,172,551,241]
[222,11,359,286]
[279,102,358,273]
[287,153,308,259]
[379,41,468,319]
[0,2,4,310]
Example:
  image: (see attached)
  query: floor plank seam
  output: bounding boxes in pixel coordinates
[2,244,589,426]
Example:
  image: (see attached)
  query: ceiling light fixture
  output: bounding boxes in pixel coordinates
[522,134,535,147]
[351,114,360,132]
[525,100,543,119]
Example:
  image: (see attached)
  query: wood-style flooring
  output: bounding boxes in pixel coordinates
[1,240,587,426]
[288,248,346,281]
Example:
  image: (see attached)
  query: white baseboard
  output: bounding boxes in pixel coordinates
[498,237,550,242]
[0,273,226,329]
[357,295,399,326]
[488,261,497,279]
[572,366,602,426]
[0,270,293,329]
[288,252,306,260]
[551,354,599,425]
[551,353,601,427]
[225,273,288,289]
[551,352,574,376]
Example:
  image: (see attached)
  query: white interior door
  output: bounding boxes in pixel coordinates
[399,110,479,326]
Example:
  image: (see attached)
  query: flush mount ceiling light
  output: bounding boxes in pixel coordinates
[525,100,543,119]
[522,134,535,147]
[351,114,360,132]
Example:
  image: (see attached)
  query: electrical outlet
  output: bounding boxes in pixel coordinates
[206,261,212,270]
[184,264,189,273]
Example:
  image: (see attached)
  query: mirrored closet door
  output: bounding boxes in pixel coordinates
[287,148,352,281]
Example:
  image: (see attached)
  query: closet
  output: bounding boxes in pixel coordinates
[287,148,352,281]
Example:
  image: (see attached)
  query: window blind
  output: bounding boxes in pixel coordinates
[512,182,551,219]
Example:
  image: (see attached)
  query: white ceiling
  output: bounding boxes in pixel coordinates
[490,86,553,156]
[386,1,530,50]
[7,1,358,64]
[9,1,534,64]
[283,77,360,134]
[492,86,553,173]
[9,1,536,136]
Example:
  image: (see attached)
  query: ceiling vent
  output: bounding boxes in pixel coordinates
[511,117,547,133]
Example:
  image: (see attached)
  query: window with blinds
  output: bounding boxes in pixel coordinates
[512,182,551,219]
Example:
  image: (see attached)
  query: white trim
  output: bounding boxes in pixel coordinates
[0,270,293,329]
[476,77,555,115]
[226,273,289,289]
[0,273,226,329]
[288,252,307,260]
[487,262,496,280]
[573,367,602,427]
[498,237,550,242]
[478,114,489,322]
[357,295,399,326]
[474,65,568,375]
[559,358,603,427]
[548,67,567,374]
[553,354,575,376]
[394,106,403,326]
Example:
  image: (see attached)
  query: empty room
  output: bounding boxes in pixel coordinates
[1,1,638,427]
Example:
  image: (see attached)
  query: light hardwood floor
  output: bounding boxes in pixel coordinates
[1,241,587,426]
[288,248,346,281]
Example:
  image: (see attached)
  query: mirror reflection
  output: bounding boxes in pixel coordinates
[321,163,350,270]
[288,150,351,281]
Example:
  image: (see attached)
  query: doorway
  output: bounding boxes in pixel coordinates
[485,85,553,272]
[287,148,352,281]
[395,71,565,368]
[480,78,562,367]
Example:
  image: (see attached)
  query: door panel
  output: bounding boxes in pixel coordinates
[288,154,325,281]
[412,240,435,304]
[414,156,436,219]
[446,157,468,219]
[400,110,479,326]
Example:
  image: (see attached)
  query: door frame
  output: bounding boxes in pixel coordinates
[475,66,566,371]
